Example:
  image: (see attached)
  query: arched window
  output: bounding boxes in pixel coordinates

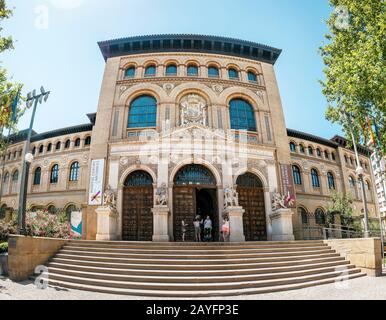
[39,145,44,154]
[165,64,177,76]
[228,68,239,80]
[124,170,153,186]
[187,64,198,76]
[331,153,336,161]
[74,138,81,148]
[315,208,326,225]
[298,207,308,225]
[32,147,36,155]
[65,140,71,149]
[50,164,59,184]
[349,176,356,188]
[366,181,371,191]
[124,66,136,78]
[69,162,80,182]
[47,205,56,214]
[327,172,336,189]
[324,151,329,159]
[47,143,52,152]
[85,136,91,146]
[292,165,302,185]
[317,148,322,157]
[247,71,257,82]
[290,142,296,153]
[208,66,219,77]
[311,169,320,188]
[65,204,77,221]
[299,144,305,153]
[308,147,314,156]
[127,95,157,128]
[144,65,156,77]
[56,141,61,150]
[2,173,9,195]
[33,167,41,185]
[229,98,256,132]
[11,170,18,193]
[344,155,348,163]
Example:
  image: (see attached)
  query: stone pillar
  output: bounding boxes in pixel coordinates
[95,206,118,241]
[224,206,245,242]
[152,205,170,242]
[270,208,295,241]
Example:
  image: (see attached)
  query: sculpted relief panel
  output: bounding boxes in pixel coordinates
[180,94,208,127]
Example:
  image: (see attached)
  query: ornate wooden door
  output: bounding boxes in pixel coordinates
[122,171,154,241]
[173,186,196,242]
[237,173,267,241]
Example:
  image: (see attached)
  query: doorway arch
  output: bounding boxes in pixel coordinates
[122,170,154,241]
[173,164,218,242]
[236,172,267,241]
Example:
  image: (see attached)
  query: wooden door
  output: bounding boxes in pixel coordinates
[173,186,196,242]
[122,186,153,241]
[237,186,267,241]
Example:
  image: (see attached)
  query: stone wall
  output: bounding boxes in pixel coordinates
[8,235,68,281]
[324,238,382,277]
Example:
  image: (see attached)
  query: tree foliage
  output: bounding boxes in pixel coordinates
[0,0,23,152]
[320,0,386,152]
[327,192,354,226]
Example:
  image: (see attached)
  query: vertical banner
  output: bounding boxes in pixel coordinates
[88,159,105,205]
[280,164,296,208]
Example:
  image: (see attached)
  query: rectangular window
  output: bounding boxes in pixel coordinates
[112,110,119,137]
[265,115,272,141]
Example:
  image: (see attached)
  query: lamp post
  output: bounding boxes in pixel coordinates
[17,87,50,235]
[342,112,370,238]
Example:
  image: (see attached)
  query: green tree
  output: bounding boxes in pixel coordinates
[327,192,354,226]
[0,0,23,152]
[320,0,386,152]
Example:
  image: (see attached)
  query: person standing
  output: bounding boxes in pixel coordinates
[222,217,230,242]
[204,215,213,242]
[181,219,188,242]
[193,216,202,242]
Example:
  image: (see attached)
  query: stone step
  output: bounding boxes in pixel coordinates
[57,248,335,260]
[54,252,341,265]
[65,241,327,250]
[41,268,363,291]
[40,272,365,297]
[50,255,347,271]
[47,259,351,276]
[61,245,331,255]
[46,264,356,283]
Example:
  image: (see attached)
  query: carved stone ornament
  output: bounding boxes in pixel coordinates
[212,85,224,95]
[103,185,117,209]
[180,94,207,127]
[256,90,265,104]
[120,157,129,166]
[163,83,175,95]
[155,183,168,206]
[120,85,130,96]
[224,186,239,208]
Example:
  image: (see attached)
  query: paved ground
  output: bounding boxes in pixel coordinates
[1,272,386,300]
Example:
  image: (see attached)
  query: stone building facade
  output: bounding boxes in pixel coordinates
[0,35,380,242]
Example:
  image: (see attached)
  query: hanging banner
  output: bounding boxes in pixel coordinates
[88,159,105,205]
[280,164,296,208]
[70,211,82,236]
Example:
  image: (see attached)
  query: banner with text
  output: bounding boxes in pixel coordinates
[88,159,105,205]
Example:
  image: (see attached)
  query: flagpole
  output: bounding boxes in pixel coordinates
[0,128,12,209]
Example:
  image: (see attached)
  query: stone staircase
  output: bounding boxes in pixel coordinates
[38,240,366,297]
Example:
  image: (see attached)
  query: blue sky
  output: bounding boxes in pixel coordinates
[2,0,342,138]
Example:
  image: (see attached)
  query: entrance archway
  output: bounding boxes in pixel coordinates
[173,164,218,242]
[236,172,267,241]
[122,170,154,241]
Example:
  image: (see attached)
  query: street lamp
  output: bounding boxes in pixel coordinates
[18,87,50,235]
[342,112,370,238]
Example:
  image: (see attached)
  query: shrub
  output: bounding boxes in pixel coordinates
[0,242,8,254]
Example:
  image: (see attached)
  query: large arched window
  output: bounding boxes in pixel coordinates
[50,164,59,184]
[165,64,177,76]
[311,169,320,188]
[292,165,302,185]
[69,162,80,182]
[298,207,308,225]
[229,99,257,132]
[124,66,136,78]
[228,68,239,80]
[290,142,296,152]
[315,208,326,225]
[327,172,336,189]
[127,95,157,129]
[33,167,41,185]
[308,146,314,156]
[124,170,153,186]
[144,65,156,77]
[208,66,219,78]
[187,64,198,76]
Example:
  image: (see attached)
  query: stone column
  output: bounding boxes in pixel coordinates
[95,206,118,241]
[224,206,245,242]
[270,208,295,241]
[152,205,170,242]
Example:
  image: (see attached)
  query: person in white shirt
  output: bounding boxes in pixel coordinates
[204,216,213,241]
